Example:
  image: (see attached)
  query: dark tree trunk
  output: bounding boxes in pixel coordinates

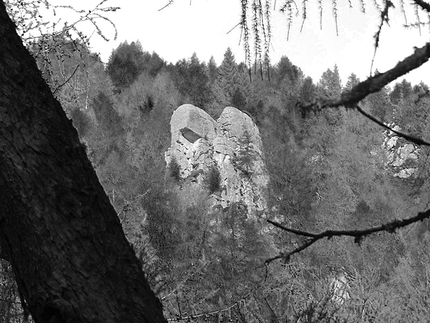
[0,2,166,322]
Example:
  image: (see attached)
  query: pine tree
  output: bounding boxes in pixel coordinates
[299,76,317,117]
[275,56,301,90]
[212,48,252,110]
[316,65,343,126]
[188,53,211,108]
[367,86,393,122]
[206,56,218,84]
[318,64,342,99]
[216,48,239,103]
[345,73,360,90]
[171,53,211,109]
[233,126,256,177]
[106,41,146,92]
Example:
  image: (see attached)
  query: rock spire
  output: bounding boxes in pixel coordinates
[165,104,268,217]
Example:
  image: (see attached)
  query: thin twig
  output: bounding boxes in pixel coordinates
[356,105,430,146]
[227,21,241,34]
[158,0,175,11]
[266,208,430,264]
[370,0,394,76]
[52,64,79,94]
[332,0,339,36]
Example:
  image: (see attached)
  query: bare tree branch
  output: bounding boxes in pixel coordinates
[414,0,430,13]
[370,0,394,75]
[227,21,242,34]
[356,104,430,146]
[52,64,79,94]
[266,208,430,264]
[159,0,175,11]
[344,41,430,102]
[300,42,430,112]
[296,41,430,148]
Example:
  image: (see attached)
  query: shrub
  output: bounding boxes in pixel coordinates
[232,126,255,178]
[204,165,221,194]
[168,157,181,182]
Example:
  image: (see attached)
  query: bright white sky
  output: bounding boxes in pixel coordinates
[46,0,430,86]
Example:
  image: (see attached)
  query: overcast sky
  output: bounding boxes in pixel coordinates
[48,0,430,86]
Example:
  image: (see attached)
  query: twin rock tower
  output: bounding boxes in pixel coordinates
[165,104,268,217]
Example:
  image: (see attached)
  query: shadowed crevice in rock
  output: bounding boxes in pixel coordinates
[180,128,201,143]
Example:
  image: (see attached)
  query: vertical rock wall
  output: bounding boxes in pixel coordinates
[165,104,268,217]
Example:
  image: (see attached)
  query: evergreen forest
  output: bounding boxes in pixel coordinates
[2,36,430,322]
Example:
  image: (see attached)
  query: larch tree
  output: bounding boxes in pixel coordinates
[0,1,166,322]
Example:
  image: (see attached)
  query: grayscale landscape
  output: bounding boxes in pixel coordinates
[1,1,430,322]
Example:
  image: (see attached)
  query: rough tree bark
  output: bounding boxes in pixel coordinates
[0,2,166,323]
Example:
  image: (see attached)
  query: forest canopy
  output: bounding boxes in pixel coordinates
[2,0,430,322]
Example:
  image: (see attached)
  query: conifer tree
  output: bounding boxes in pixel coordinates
[106,41,146,92]
[315,65,344,127]
[367,85,393,122]
[318,64,342,100]
[233,126,256,177]
[206,56,218,84]
[275,56,301,90]
[216,47,239,102]
[170,53,211,109]
[212,48,252,111]
[345,73,360,90]
[299,76,316,117]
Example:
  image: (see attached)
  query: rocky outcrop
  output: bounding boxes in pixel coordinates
[383,125,419,178]
[165,104,268,217]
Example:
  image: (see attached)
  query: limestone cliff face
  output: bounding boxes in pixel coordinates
[165,104,268,217]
